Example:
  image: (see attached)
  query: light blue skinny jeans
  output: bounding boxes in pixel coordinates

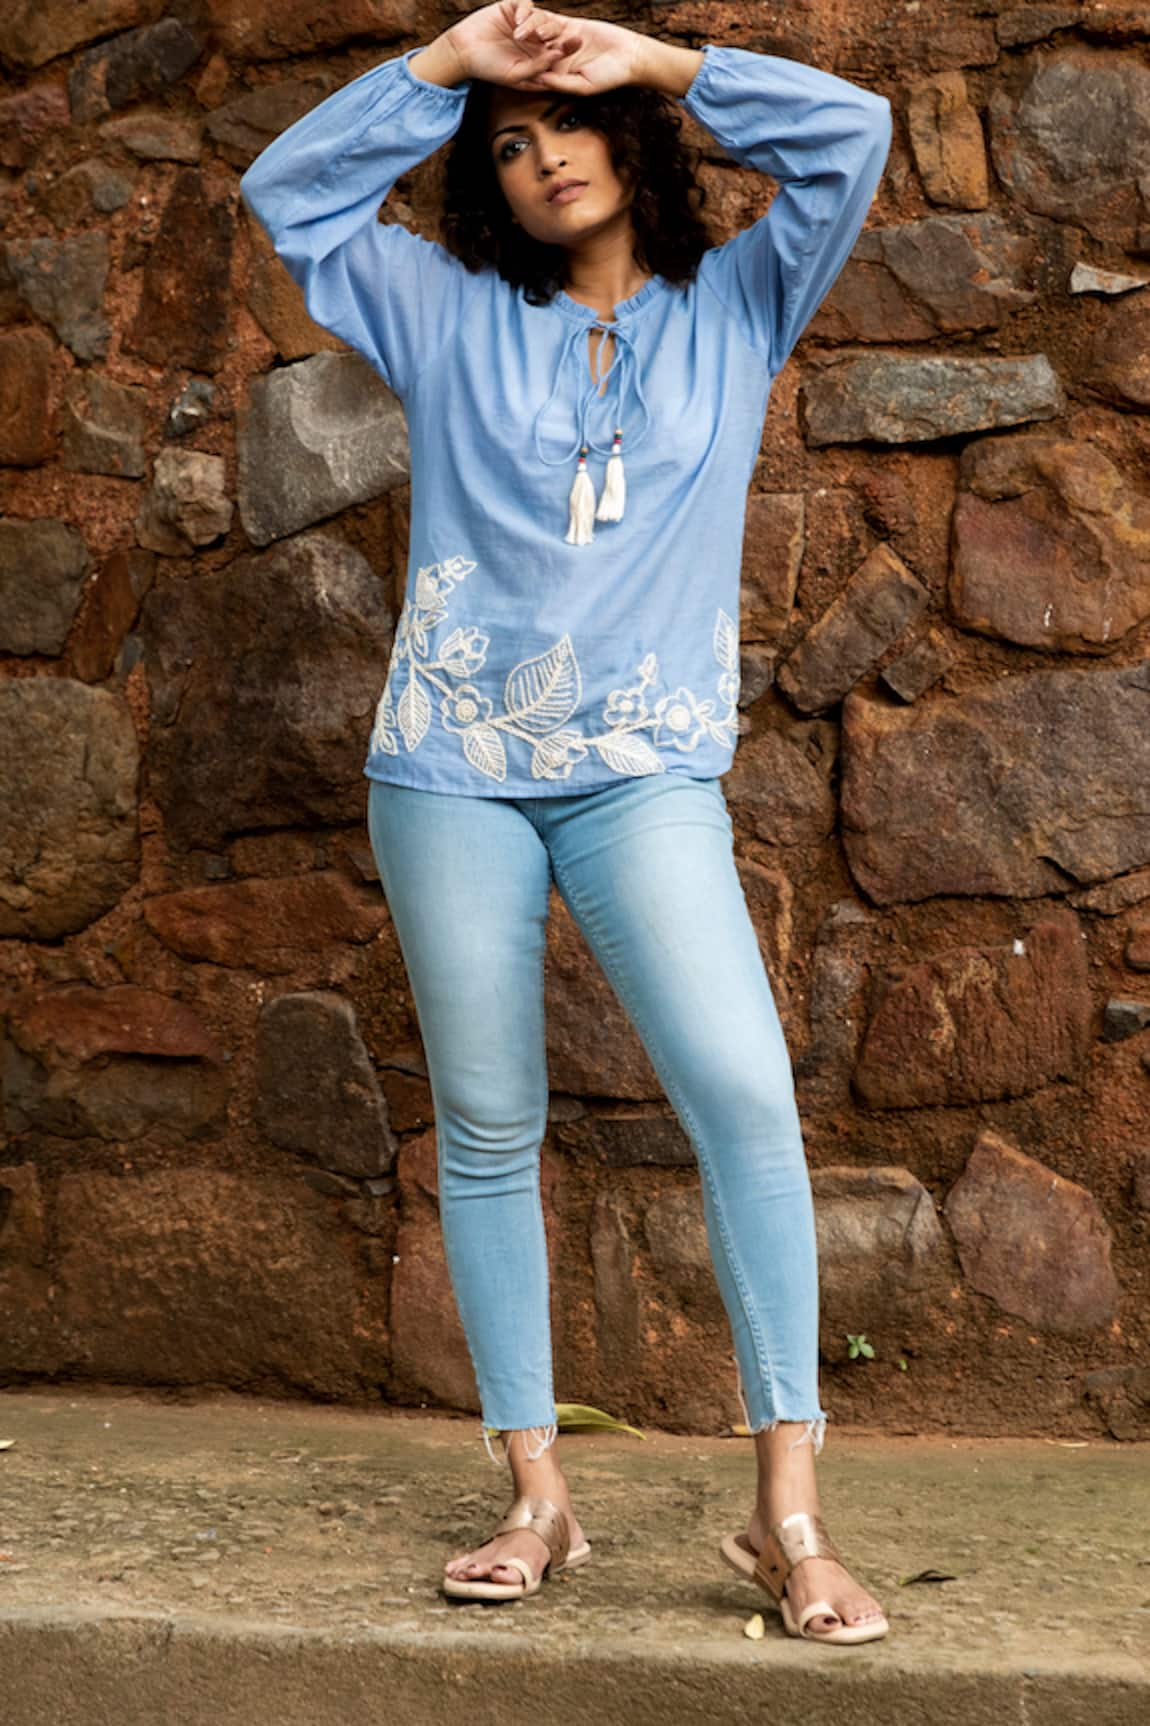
[366,771,829,1467]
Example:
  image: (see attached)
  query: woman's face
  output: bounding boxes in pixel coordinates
[485,87,634,246]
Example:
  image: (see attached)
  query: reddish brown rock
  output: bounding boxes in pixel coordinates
[776,541,930,714]
[841,663,1150,904]
[906,71,989,208]
[0,1,164,69]
[0,1165,55,1372]
[53,1168,389,1391]
[943,1129,1120,1333]
[545,892,663,1101]
[124,168,236,372]
[0,326,62,465]
[1126,918,1150,970]
[0,82,70,168]
[854,915,1091,1108]
[70,546,155,683]
[1083,292,1150,409]
[204,0,417,62]
[7,981,219,1064]
[879,627,956,702]
[3,983,227,1143]
[143,871,387,972]
[950,434,1150,653]
[721,713,837,863]
[740,491,804,642]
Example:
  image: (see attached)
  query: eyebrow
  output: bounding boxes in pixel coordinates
[489,99,569,144]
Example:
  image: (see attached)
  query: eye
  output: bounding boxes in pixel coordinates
[497,108,581,162]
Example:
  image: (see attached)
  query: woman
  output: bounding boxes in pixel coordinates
[240,0,892,1642]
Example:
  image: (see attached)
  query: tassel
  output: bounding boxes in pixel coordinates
[565,443,596,544]
[595,426,626,521]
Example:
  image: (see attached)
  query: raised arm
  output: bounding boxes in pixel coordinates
[654,40,892,377]
[238,41,477,399]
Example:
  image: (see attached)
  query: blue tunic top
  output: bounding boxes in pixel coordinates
[239,42,891,796]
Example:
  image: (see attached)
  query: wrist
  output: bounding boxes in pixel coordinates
[409,32,470,88]
[631,38,705,98]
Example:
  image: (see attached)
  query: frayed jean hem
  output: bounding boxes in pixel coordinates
[480,1421,560,1466]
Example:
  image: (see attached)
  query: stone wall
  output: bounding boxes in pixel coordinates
[1,0,1148,1446]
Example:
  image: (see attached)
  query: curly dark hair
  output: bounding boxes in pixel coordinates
[440,76,716,305]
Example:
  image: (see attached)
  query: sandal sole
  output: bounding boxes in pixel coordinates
[442,1537,592,1601]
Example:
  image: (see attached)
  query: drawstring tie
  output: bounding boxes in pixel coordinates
[532,318,652,546]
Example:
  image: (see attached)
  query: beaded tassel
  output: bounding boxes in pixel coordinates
[565,443,596,545]
[595,426,626,521]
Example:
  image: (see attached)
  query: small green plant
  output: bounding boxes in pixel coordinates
[846,1332,875,1360]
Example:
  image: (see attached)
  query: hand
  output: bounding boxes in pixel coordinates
[445,0,586,90]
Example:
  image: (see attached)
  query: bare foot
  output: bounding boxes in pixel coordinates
[744,1505,886,1632]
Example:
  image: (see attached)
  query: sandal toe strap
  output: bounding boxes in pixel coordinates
[492,1493,571,1571]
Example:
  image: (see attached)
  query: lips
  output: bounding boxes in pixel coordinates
[547,178,587,202]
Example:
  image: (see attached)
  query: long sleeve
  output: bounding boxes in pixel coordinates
[238,46,480,400]
[681,43,892,377]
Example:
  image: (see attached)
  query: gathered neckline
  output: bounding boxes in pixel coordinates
[549,274,668,324]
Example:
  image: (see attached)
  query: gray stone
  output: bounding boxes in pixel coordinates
[989,51,1150,251]
[812,1165,950,1329]
[4,230,111,361]
[138,531,393,848]
[776,542,930,714]
[841,662,1150,903]
[255,992,396,1179]
[61,372,147,478]
[136,448,233,553]
[1099,998,1150,1042]
[0,517,90,654]
[0,679,139,940]
[68,19,205,125]
[816,213,1040,344]
[237,352,409,547]
[802,353,1065,447]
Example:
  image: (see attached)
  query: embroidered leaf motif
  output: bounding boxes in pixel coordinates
[531,730,588,779]
[397,663,431,751]
[503,635,582,737]
[593,731,666,775]
[714,607,738,674]
[461,720,507,781]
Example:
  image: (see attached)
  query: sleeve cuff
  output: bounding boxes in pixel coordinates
[397,44,472,103]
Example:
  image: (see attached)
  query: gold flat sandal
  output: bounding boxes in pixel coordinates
[719,1509,890,1644]
[442,1492,592,1602]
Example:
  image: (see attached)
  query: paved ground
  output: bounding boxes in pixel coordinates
[0,1384,1146,1725]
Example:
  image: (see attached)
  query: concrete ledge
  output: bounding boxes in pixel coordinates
[0,1388,1146,1725]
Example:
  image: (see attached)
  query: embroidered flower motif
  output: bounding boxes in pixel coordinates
[441,683,494,731]
[651,685,712,751]
[367,552,740,784]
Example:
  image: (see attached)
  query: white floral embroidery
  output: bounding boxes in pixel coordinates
[367,552,740,784]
